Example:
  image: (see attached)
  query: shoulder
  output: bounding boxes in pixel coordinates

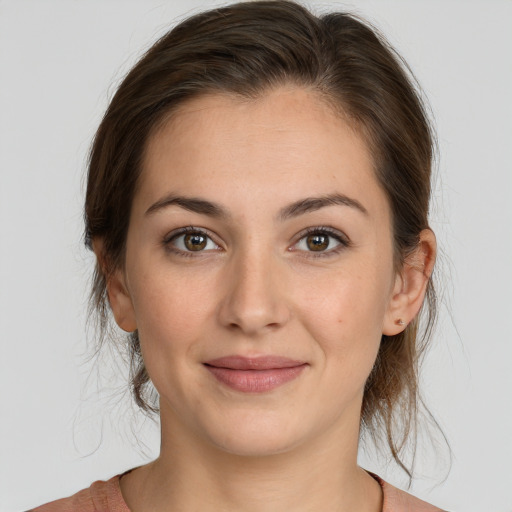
[28,471,447,512]
[27,475,129,512]
[372,474,447,512]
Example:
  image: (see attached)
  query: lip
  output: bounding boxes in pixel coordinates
[204,356,308,393]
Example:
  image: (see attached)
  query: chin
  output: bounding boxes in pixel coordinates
[212,434,301,458]
[201,412,309,458]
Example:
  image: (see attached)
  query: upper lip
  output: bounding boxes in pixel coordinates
[204,356,307,370]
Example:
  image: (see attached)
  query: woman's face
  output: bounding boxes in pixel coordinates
[111,87,404,456]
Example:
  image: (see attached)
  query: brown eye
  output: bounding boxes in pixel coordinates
[184,233,207,251]
[306,234,329,251]
[167,229,219,253]
[292,228,347,256]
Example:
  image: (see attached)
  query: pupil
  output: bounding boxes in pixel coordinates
[307,234,328,251]
[185,233,207,251]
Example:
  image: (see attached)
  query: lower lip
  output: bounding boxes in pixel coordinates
[205,365,307,393]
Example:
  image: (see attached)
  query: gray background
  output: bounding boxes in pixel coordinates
[1,0,511,510]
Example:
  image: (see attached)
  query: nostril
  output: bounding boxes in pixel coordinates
[217,261,291,334]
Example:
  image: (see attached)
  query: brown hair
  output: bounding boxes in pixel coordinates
[85,0,441,476]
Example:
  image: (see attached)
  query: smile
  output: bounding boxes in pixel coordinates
[204,356,308,393]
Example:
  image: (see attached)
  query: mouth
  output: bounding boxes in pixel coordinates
[203,356,308,393]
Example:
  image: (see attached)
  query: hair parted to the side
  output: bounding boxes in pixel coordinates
[85,0,443,478]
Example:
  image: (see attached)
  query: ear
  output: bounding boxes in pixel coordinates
[92,238,137,333]
[382,229,436,336]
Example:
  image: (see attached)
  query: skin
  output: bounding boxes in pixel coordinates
[102,86,436,512]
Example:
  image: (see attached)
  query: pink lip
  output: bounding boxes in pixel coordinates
[204,356,308,393]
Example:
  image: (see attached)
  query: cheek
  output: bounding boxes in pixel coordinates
[127,269,218,404]
[294,263,391,373]
[127,263,217,359]
[297,266,390,331]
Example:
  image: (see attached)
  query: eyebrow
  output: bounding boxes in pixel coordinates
[278,193,368,220]
[145,195,228,218]
[145,193,368,220]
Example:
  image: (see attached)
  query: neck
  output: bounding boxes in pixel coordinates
[121,401,382,512]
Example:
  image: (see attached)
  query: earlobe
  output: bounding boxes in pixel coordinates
[92,238,137,333]
[382,229,436,336]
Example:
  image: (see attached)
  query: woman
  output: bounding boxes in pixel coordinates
[30,1,446,510]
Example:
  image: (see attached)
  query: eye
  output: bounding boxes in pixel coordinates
[292,228,349,255]
[165,227,220,254]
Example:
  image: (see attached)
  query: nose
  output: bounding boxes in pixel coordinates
[217,248,291,336]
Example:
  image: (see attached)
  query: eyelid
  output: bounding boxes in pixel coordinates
[162,225,350,257]
[163,226,222,254]
[289,226,351,255]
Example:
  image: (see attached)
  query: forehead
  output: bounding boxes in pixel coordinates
[137,87,388,220]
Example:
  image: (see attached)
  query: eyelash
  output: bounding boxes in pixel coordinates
[163,226,351,258]
[163,226,221,258]
[291,226,351,259]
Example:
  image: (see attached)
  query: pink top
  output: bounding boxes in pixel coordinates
[29,472,445,511]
